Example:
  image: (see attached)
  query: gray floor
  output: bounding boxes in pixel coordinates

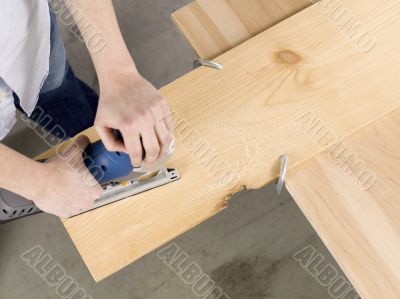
[0,1,357,298]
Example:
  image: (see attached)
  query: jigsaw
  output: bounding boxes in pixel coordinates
[0,138,180,222]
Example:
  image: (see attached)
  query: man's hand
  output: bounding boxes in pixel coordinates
[64,0,174,166]
[32,136,103,218]
[94,68,173,167]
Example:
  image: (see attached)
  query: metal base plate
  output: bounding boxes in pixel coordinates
[69,168,180,217]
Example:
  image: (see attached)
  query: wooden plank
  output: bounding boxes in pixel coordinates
[37,0,400,281]
[286,108,400,299]
[172,0,312,59]
[174,1,400,296]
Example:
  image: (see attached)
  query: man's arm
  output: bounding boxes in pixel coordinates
[0,143,43,200]
[0,137,102,218]
[64,0,173,167]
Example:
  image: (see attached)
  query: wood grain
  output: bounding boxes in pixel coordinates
[174,1,400,297]
[286,108,400,299]
[38,0,400,281]
[172,0,312,59]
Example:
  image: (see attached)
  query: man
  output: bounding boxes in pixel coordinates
[0,0,173,218]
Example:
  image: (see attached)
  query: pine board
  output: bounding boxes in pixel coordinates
[37,0,400,281]
[172,0,312,59]
[286,108,400,299]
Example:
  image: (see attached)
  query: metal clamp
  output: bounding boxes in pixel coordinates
[193,59,223,70]
[275,154,288,195]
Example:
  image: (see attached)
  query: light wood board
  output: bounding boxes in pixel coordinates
[286,108,400,299]
[174,0,400,297]
[172,0,312,59]
[37,0,400,281]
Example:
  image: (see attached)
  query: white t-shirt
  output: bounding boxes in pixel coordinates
[0,0,50,140]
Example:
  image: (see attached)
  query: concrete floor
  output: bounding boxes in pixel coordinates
[0,1,358,298]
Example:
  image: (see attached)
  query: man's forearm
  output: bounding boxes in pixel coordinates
[64,0,140,84]
[0,144,45,199]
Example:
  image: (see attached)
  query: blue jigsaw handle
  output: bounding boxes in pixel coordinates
[83,140,133,184]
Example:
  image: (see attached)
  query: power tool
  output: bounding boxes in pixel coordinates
[0,139,180,222]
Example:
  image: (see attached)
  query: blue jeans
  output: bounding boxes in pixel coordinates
[15,8,99,139]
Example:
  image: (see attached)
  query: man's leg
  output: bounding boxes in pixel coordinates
[15,6,99,139]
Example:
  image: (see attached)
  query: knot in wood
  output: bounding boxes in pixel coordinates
[276,50,302,64]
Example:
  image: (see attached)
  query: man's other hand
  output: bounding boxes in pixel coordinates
[33,136,102,218]
[94,68,173,167]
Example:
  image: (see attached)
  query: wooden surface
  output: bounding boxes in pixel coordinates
[172,0,312,59]
[286,108,400,299]
[175,0,400,297]
[38,0,400,281]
